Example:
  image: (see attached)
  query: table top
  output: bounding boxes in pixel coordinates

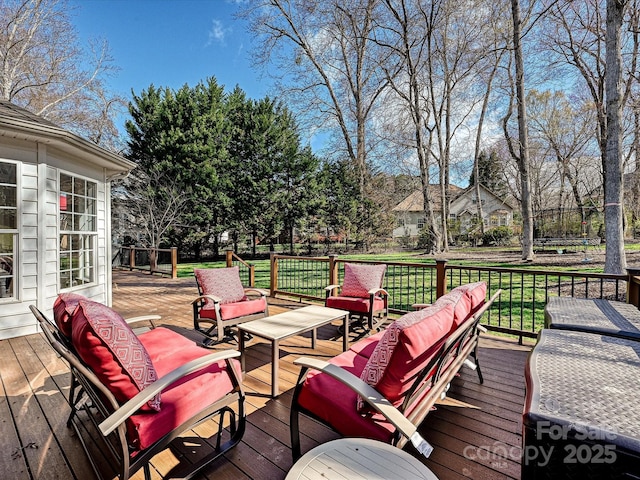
[544,297,640,340]
[524,329,640,449]
[285,438,438,480]
[237,305,348,340]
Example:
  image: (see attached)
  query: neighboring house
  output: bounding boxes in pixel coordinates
[0,101,135,339]
[392,184,514,239]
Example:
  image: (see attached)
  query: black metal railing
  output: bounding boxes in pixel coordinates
[269,253,632,342]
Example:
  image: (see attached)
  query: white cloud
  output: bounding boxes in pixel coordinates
[207,19,229,46]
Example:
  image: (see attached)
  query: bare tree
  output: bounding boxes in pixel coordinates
[506,0,535,260]
[604,0,628,273]
[527,89,598,221]
[0,0,124,150]
[240,0,388,196]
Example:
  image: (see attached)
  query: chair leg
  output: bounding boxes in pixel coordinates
[290,369,307,461]
[472,347,484,384]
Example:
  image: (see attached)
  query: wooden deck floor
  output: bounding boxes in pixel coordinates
[0,270,533,480]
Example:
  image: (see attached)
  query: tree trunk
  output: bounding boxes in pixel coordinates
[511,0,535,261]
[604,0,627,273]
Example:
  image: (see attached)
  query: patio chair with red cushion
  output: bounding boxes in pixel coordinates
[193,266,269,347]
[325,263,388,332]
[31,295,245,480]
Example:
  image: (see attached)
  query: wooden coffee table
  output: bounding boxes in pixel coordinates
[238,305,349,397]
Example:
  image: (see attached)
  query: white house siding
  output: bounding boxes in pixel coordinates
[0,141,110,339]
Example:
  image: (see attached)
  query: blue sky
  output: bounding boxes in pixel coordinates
[71,0,271,116]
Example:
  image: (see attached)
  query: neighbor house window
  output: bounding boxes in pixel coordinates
[0,161,17,299]
[417,217,425,229]
[59,173,97,289]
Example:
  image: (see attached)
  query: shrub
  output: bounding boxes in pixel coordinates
[482,226,513,246]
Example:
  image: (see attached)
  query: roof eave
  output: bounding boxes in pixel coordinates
[0,116,135,178]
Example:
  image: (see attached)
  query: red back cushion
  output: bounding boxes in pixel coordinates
[358,302,454,409]
[451,282,486,313]
[433,289,471,328]
[341,263,386,298]
[71,300,161,411]
[53,293,86,338]
[194,267,245,304]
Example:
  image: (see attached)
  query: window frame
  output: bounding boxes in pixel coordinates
[0,159,18,301]
[58,171,98,291]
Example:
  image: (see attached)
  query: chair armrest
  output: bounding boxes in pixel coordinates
[99,350,241,436]
[368,287,388,296]
[192,294,222,305]
[293,356,433,458]
[325,285,341,298]
[244,288,268,297]
[124,315,160,330]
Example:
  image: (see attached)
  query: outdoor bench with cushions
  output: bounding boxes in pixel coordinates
[32,293,246,480]
[290,282,500,460]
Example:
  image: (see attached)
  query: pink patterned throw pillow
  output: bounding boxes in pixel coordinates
[72,300,161,411]
[357,302,454,410]
[195,267,246,304]
[341,263,386,298]
[53,292,86,338]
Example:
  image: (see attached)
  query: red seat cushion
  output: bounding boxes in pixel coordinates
[71,300,161,411]
[358,302,454,409]
[199,296,267,321]
[341,263,386,297]
[195,267,246,304]
[348,330,385,359]
[53,292,86,338]
[130,327,240,451]
[326,295,385,314]
[296,348,395,442]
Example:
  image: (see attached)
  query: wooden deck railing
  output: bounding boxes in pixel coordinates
[226,249,255,287]
[116,246,178,278]
[269,253,633,342]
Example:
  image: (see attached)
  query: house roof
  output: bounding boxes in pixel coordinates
[392,184,464,212]
[393,183,516,214]
[0,100,135,179]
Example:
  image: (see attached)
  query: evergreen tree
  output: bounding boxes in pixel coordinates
[469,150,508,198]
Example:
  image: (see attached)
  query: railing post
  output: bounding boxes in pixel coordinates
[436,259,447,299]
[171,247,177,279]
[627,267,640,309]
[226,249,233,267]
[249,264,255,287]
[328,254,339,287]
[129,247,135,271]
[270,251,278,297]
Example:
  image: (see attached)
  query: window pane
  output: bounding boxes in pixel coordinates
[60,174,73,194]
[86,198,96,215]
[60,213,72,231]
[0,162,16,184]
[73,195,85,213]
[74,178,85,196]
[60,271,71,289]
[59,192,69,212]
[0,208,16,229]
[0,185,16,207]
[0,235,13,298]
[86,182,96,197]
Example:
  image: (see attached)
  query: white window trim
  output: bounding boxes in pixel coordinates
[58,171,98,291]
[0,159,18,302]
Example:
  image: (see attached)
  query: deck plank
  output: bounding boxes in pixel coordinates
[0,270,530,480]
